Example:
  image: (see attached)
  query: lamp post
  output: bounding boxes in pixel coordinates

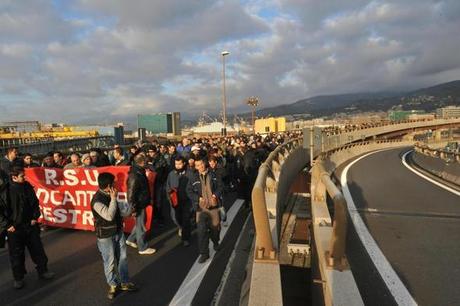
[247,96,259,134]
[221,51,230,136]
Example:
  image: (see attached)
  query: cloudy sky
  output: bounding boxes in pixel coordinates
[1,0,460,124]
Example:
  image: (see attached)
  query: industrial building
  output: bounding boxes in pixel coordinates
[254,117,286,134]
[436,106,460,119]
[137,112,181,135]
[388,110,425,121]
[192,122,238,135]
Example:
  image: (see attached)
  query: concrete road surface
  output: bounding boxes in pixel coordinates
[0,193,250,306]
[339,147,460,306]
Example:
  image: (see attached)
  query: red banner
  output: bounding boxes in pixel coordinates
[24,166,155,232]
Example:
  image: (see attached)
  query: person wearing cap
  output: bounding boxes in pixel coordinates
[81,153,95,168]
[42,152,59,168]
[191,144,200,154]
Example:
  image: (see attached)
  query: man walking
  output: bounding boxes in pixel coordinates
[126,153,156,255]
[23,153,39,168]
[187,157,223,263]
[91,172,137,300]
[0,168,54,289]
[146,145,168,227]
[166,156,193,247]
[112,147,129,166]
[1,147,20,174]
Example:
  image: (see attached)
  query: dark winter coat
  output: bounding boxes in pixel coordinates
[127,164,151,213]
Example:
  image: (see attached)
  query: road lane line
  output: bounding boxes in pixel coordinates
[402,150,460,196]
[341,150,418,306]
[169,199,245,306]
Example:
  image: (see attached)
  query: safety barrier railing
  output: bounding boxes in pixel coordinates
[249,120,455,304]
[325,117,460,137]
[0,136,115,156]
[312,162,348,269]
[251,138,302,262]
[415,142,460,163]
[310,118,460,155]
[248,138,304,306]
[310,138,416,306]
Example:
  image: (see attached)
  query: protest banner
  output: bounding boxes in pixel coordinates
[25,166,155,232]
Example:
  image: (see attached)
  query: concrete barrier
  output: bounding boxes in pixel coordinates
[411,147,460,186]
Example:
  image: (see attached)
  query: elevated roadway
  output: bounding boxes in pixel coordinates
[338,147,460,305]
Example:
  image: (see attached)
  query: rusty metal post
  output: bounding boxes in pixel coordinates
[252,165,277,263]
[321,173,349,270]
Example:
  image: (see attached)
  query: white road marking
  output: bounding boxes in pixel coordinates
[169,199,245,306]
[401,150,460,196]
[341,149,418,306]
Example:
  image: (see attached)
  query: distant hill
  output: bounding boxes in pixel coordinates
[251,80,460,118]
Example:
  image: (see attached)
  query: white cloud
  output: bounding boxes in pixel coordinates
[0,0,460,123]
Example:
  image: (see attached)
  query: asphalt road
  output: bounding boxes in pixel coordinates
[341,147,460,306]
[0,192,249,306]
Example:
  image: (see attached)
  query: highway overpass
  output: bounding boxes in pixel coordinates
[249,118,460,305]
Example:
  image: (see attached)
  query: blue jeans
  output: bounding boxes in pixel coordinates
[127,209,148,251]
[96,231,129,286]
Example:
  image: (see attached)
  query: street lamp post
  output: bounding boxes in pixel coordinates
[247,96,259,134]
[221,51,229,136]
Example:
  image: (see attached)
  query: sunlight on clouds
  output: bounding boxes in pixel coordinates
[0,0,459,122]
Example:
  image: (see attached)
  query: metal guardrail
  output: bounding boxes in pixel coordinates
[310,138,417,306]
[415,142,460,163]
[249,120,458,305]
[251,138,302,263]
[314,138,415,266]
[248,138,304,306]
[251,136,418,266]
[305,118,460,159]
[0,136,115,156]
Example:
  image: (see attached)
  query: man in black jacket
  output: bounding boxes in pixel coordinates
[234,144,250,202]
[0,168,8,249]
[112,147,129,166]
[1,147,20,174]
[0,168,54,289]
[166,156,193,246]
[91,172,137,300]
[187,157,223,263]
[125,153,156,255]
[146,145,168,226]
[23,153,40,168]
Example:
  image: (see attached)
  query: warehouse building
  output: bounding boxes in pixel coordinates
[137,112,181,136]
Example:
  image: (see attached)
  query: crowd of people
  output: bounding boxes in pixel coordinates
[0,132,300,299]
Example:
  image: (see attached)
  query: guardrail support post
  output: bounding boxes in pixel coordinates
[326,195,348,271]
[252,166,277,263]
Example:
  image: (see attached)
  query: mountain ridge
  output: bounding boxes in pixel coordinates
[251,80,460,118]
